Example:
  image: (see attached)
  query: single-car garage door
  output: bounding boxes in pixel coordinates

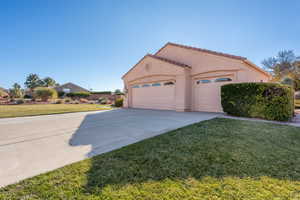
[193,77,233,112]
[131,81,175,110]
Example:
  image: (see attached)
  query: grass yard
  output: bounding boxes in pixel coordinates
[1,118,300,199]
[0,104,111,118]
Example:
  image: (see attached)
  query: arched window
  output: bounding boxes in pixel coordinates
[132,85,140,88]
[152,83,161,87]
[142,84,150,87]
[196,80,211,84]
[215,78,232,82]
[164,81,175,86]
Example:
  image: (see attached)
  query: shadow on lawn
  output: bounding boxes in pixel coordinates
[69,110,300,194]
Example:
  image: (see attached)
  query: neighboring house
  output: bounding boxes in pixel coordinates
[122,42,271,112]
[55,82,90,94]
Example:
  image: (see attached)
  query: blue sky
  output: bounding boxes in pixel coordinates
[1,0,299,91]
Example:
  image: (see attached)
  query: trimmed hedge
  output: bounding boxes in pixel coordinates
[221,83,294,121]
[66,92,90,98]
[91,91,111,95]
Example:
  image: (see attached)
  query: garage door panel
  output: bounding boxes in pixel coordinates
[132,84,175,110]
[194,79,232,112]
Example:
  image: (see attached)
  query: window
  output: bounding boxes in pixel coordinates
[196,80,211,84]
[164,81,175,86]
[152,83,161,87]
[215,78,232,82]
[132,85,140,88]
[142,84,150,87]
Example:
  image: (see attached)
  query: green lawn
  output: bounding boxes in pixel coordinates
[1,118,300,199]
[0,104,111,118]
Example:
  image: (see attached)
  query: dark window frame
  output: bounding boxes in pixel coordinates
[215,77,232,82]
[164,81,175,86]
[132,85,140,88]
[196,79,212,84]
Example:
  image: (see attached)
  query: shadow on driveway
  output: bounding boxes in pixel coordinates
[68,109,300,196]
[69,109,218,157]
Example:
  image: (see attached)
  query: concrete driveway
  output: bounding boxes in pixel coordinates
[0,109,219,187]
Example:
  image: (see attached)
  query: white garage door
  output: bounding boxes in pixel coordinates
[131,82,175,110]
[193,77,232,112]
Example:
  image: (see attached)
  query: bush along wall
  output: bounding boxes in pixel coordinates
[66,92,90,99]
[221,83,294,121]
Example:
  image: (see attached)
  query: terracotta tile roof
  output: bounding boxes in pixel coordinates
[147,54,191,68]
[156,42,247,60]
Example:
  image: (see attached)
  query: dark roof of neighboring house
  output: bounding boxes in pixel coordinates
[155,42,247,61]
[55,82,90,92]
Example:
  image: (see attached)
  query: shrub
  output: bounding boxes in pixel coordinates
[91,91,111,95]
[98,97,108,104]
[100,98,108,104]
[295,91,300,100]
[57,91,65,98]
[15,99,25,104]
[114,98,123,107]
[66,92,90,98]
[0,89,8,98]
[55,99,64,104]
[23,94,32,99]
[221,83,294,121]
[64,98,72,103]
[98,97,104,102]
[34,87,58,102]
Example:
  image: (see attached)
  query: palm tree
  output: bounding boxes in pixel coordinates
[24,74,43,90]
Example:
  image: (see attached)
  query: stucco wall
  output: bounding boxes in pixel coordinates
[123,56,189,111]
[123,44,270,112]
[156,45,270,82]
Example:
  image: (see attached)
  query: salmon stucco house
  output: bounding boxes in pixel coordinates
[122,42,271,112]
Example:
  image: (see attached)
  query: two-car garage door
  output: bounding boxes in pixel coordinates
[131,82,176,110]
[130,77,232,112]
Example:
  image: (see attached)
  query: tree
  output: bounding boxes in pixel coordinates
[262,50,300,90]
[114,89,122,94]
[43,77,57,87]
[281,77,294,87]
[24,74,43,90]
[9,83,23,98]
[34,87,58,101]
[262,50,300,80]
